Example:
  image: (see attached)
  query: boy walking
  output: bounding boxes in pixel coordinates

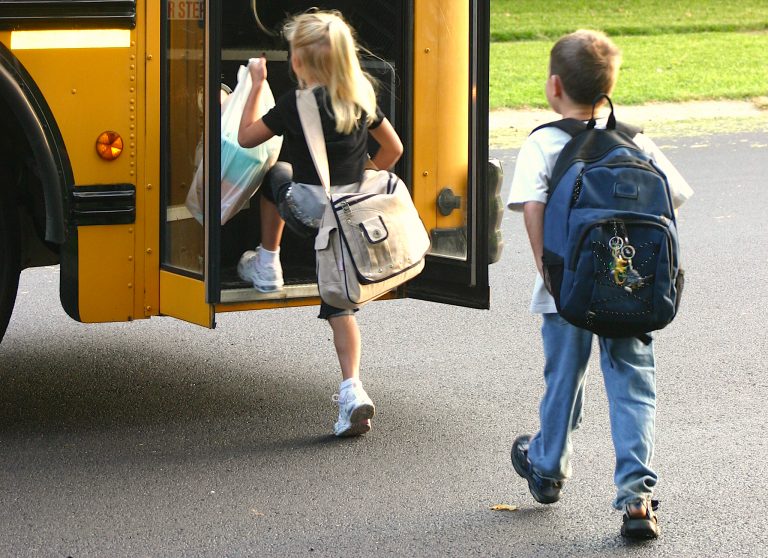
[506,30,692,539]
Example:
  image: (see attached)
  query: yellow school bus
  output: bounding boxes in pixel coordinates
[0,0,502,343]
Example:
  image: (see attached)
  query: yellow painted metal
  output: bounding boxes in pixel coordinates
[77,225,135,321]
[412,0,470,232]
[12,46,136,187]
[3,3,168,324]
[141,2,162,319]
[159,270,213,327]
[8,21,143,323]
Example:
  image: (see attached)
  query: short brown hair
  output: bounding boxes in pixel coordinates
[549,30,621,106]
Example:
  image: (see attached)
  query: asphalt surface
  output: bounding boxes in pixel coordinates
[1,131,767,557]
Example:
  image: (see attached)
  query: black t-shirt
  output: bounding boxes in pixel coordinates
[261,86,384,185]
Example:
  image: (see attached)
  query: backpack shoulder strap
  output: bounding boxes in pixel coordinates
[533,95,644,139]
[530,118,586,138]
[540,118,645,198]
[532,118,643,139]
[615,121,643,139]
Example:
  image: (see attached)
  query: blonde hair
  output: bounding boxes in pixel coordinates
[284,10,377,134]
[550,29,621,106]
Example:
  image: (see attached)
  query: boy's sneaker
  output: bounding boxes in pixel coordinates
[332,385,375,437]
[621,497,660,539]
[511,434,564,504]
[237,249,284,292]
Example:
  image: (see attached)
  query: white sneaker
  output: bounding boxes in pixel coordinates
[237,249,284,292]
[332,385,375,437]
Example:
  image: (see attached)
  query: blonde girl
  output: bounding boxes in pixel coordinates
[237,10,403,437]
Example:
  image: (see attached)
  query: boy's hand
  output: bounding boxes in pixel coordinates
[247,56,267,84]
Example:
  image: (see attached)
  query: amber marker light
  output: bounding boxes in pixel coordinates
[96,131,123,161]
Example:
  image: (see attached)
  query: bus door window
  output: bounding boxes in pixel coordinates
[162,3,205,274]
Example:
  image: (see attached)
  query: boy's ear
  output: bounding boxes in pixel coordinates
[549,74,563,98]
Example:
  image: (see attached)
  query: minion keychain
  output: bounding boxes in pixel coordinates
[610,235,643,290]
[609,236,628,286]
[620,243,643,292]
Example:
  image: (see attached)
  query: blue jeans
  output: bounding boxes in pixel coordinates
[527,313,658,509]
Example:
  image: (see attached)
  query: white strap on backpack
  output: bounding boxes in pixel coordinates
[295,88,331,196]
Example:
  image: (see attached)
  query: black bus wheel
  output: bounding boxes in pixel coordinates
[0,171,20,345]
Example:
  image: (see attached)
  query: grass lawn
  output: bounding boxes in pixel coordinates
[491,0,768,41]
[490,31,768,109]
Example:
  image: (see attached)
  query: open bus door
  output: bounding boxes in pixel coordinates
[403,0,494,309]
[158,0,217,327]
[158,0,496,328]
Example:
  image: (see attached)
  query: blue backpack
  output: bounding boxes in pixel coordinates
[538,95,683,341]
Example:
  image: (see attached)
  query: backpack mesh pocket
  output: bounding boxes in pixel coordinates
[582,221,673,336]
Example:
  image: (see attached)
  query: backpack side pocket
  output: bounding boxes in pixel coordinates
[542,249,564,301]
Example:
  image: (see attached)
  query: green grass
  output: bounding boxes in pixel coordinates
[490,31,768,110]
[491,0,768,41]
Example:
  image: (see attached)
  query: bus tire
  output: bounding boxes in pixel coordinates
[0,167,20,345]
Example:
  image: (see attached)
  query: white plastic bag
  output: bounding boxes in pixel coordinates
[186,65,282,225]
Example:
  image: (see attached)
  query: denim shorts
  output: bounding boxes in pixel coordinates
[261,162,316,240]
[262,163,358,321]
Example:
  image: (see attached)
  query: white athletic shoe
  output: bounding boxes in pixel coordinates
[332,385,375,437]
[237,249,284,292]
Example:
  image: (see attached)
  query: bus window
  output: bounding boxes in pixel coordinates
[163,5,205,274]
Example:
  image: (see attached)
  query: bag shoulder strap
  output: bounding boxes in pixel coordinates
[533,95,643,139]
[531,118,587,137]
[296,88,331,196]
[532,117,643,139]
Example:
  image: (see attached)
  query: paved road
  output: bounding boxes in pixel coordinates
[1,132,766,557]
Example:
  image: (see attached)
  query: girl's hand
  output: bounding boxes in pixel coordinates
[247,56,267,84]
[238,55,276,148]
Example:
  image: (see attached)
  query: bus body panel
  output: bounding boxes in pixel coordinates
[5,25,149,323]
[78,225,135,321]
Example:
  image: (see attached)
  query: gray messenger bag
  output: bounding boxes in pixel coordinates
[295,88,430,309]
